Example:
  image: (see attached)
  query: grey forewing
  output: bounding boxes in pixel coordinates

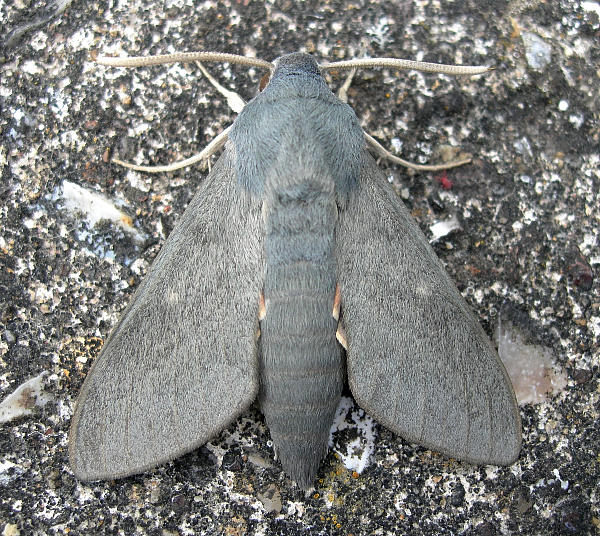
[69,150,264,481]
[336,152,522,466]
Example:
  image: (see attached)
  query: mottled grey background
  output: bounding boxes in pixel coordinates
[1,1,598,535]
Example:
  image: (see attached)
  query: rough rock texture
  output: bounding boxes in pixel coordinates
[0,1,598,534]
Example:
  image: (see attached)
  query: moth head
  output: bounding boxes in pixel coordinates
[259,53,322,92]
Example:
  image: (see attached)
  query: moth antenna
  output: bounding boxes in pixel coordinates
[324,57,486,170]
[112,126,230,173]
[96,51,273,70]
[98,53,259,172]
[321,58,491,76]
[196,62,246,113]
[365,133,472,171]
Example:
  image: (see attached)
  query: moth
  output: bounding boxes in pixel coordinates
[69,51,521,489]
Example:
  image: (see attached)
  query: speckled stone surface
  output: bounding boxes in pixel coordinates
[1,1,598,534]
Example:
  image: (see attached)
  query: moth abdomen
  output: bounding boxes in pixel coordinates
[258,300,343,489]
[259,177,343,488]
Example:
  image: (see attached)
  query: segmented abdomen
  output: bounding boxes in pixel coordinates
[258,177,343,489]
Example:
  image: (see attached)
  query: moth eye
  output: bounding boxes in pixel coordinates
[259,72,270,92]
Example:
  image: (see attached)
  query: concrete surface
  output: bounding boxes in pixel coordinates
[0,1,598,534]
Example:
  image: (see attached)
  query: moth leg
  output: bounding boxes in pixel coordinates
[332,284,348,350]
[111,125,230,173]
[334,67,471,171]
[196,62,246,113]
[105,57,251,173]
[364,132,472,171]
[336,68,357,103]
